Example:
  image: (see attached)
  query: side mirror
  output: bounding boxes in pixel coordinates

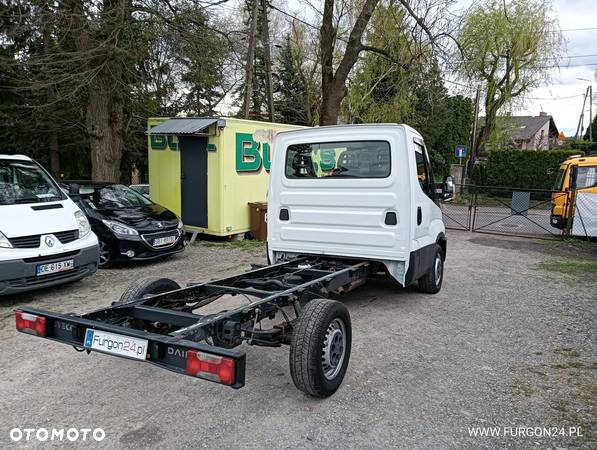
[442,175,455,201]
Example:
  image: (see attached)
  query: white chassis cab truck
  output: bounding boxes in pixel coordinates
[15,124,454,398]
[268,124,451,290]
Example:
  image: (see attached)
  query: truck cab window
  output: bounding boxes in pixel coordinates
[414,142,432,199]
[575,166,597,189]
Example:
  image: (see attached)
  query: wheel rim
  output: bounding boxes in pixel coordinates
[99,241,111,266]
[434,254,443,287]
[322,318,347,380]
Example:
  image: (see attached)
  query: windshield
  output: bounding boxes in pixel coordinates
[130,185,149,196]
[0,159,64,205]
[285,141,391,179]
[78,184,152,209]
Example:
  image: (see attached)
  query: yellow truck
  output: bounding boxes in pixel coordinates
[147,117,303,237]
[550,154,597,229]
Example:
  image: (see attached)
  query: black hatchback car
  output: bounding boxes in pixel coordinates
[64,182,185,267]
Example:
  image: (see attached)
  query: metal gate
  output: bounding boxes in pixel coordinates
[470,186,566,238]
[441,185,573,239]
[440,184,472,231]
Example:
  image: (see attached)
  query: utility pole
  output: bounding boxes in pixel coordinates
[465,85,481,182]
[260,0,275,122]
[243,0,259,119]
[574,86,589,140]
[589,84,593,142]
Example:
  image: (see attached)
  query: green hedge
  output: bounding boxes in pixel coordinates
[474,149,584,190]
[569,140,597,154]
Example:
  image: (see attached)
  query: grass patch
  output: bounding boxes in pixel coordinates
[535,258,597,278]
[538,238,597,253]
[551,361,585,369]
[554,347,581,358]
[202,239,265,251]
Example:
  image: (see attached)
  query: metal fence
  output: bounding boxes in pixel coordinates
[440,184,473,231]
[441,185,596,240]
[569,187,597,239]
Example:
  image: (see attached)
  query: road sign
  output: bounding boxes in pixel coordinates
[455,145,468,158]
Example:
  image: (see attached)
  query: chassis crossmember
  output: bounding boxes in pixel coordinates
[16,257,371,390]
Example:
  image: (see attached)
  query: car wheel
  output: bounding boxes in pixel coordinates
[98,240,113,268]
[117,277,181,304]
[417,244,444,294]
[289,298,352,397]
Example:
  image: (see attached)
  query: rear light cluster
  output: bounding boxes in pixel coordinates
[185,350,235,385]
[15,311,47,337]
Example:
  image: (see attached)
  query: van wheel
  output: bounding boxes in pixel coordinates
[417,244,444,294]
[117,277,181,304]
[289,299,351,398]
[98,240,113,268]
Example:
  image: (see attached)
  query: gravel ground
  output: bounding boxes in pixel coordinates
[1,231,595,449]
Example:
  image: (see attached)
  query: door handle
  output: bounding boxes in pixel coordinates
[417,207,422,225]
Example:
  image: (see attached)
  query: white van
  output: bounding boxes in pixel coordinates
[267,124,452,292]
[0,155,99,295]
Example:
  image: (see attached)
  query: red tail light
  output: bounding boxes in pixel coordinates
[16,311,47,337]
[186,350,235,385]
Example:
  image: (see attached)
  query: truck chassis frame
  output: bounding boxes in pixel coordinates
[16,257,371,391]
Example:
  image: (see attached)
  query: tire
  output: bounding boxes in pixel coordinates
[117,277,181,304]
[417,244,444,294]
[98,240,113,268]
[289,298,352,398]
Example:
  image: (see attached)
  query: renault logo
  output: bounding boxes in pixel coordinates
[45,236,55,247]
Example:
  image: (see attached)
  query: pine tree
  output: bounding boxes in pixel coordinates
[275,36,311,125]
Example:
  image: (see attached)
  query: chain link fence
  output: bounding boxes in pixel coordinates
[441,185,596,240]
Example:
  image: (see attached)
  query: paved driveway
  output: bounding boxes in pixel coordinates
[1,232,595,449]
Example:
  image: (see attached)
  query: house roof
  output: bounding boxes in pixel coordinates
[146,118,226,135]
[500,115,559,141]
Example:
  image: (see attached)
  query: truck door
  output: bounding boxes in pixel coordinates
[413,139,434,244]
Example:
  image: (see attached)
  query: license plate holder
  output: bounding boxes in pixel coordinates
[84,328,148,360]
[153,235,177,246]
[36,259,75,276]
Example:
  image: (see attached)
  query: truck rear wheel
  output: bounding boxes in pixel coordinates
[289,298,351,397]
[117,277,181,304]
[417,244,444,294]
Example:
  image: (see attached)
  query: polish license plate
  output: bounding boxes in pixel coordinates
[153,235,177,246]
[36,259,74,276]
[84,329,148,360]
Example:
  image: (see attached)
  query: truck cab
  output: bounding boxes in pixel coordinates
[550,155,597,229]
[267,124,452,290]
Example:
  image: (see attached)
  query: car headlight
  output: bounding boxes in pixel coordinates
[102,219,139,237]
[0,231,13,248]
[75,211,91,237]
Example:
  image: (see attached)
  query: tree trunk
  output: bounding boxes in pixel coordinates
[49,133,60,177]
[41,0,61,177]
[87,68,124,182]
[66,0,128,182]
[319,0,379,125]
[320,85,345,125]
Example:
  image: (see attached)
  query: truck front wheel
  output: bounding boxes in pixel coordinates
[417,244,444,294]
[289,298,352,397]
